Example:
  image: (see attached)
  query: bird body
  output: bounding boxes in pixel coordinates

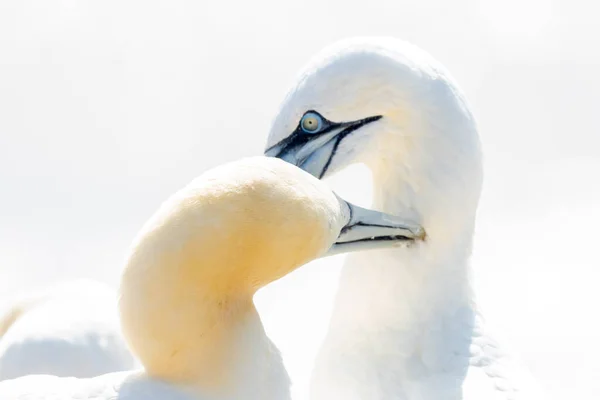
[0,280,136,380]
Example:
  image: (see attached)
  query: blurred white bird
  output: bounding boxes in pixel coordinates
[0,279,136,380]
[0,157,424,399]
[266,37,544,400]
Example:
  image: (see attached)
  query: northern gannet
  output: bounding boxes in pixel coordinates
[0,156,424,400]
[266,37,543,400]
[0,279,136,380]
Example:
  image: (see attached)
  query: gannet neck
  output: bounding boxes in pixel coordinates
[330,174,476,334]
[118,157,348,397]
[328,53,483,329]
[311,105,483,400]
[120,265,273,393]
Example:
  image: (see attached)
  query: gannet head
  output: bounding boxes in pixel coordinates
[118,156,424,383]
[124,156,424,292]
[265,37,483,241]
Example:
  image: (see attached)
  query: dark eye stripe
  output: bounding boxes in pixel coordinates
[265,111,337,156]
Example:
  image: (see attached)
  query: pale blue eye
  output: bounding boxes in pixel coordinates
[300,112,323,134]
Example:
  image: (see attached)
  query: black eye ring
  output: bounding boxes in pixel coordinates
[300,112,324,134]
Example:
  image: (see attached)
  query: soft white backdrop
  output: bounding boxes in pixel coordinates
[0,0,598,399]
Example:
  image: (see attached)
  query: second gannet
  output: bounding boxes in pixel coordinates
[266,37,543,400]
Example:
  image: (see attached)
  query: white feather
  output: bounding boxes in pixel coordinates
[266,37,546,400]
[0,280,136,380]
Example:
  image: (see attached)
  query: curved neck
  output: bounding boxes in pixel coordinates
[329,162,477,337]
[119,262,290,398]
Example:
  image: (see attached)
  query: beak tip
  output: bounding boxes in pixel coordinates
[414,227,427,240]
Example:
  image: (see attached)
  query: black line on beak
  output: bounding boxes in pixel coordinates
[336,235,414,245]
[318,115,382,178]
[340,221,411,235]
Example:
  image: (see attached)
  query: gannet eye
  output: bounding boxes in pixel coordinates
[300,112,323,134]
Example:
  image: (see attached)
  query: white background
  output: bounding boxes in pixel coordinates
[0,0,598,399]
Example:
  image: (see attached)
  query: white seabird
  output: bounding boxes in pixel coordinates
[0,279,136,380]
[0,156,424,400]
[266,37,544,400]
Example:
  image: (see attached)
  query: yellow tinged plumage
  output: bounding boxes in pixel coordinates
[118,157,345,389]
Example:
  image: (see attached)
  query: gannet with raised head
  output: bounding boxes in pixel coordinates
[266,37,543,400]
[0,279,136,380]
[0,156,424,400]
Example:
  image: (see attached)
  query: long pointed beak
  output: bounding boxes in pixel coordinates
[265,115,381,179]
[324,197,426,257]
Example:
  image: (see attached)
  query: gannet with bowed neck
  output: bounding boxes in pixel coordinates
[266,37,543,400]
[0,280,136,380]
[0,156,424,400]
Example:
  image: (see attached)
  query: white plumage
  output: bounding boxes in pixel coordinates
[266,37,545,400]
[0,279,136,381]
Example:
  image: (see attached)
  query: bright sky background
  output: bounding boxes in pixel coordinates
[0,0,598,399]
